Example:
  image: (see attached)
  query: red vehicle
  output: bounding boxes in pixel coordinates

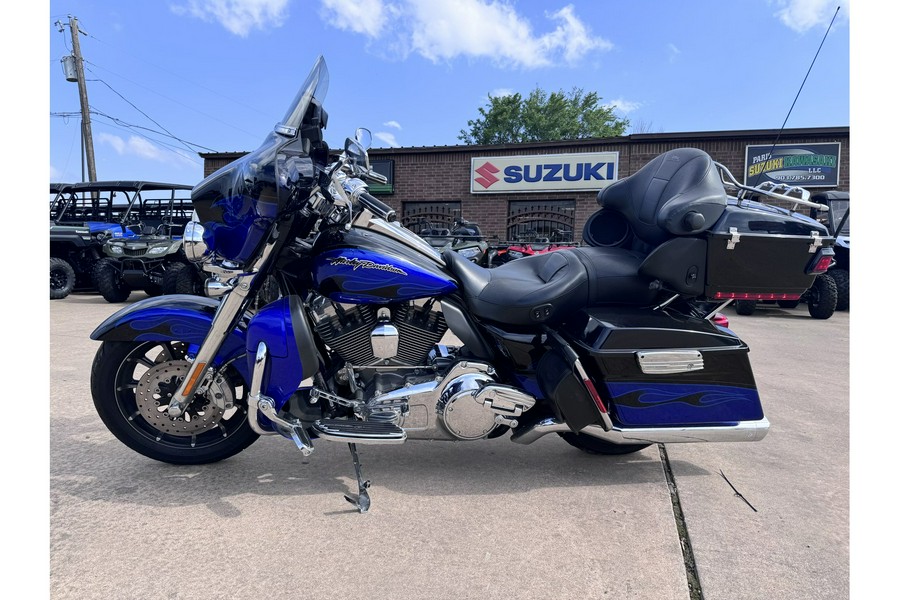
[489,240,578,267]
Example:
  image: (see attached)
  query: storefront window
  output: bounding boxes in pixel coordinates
[507,200,575,243]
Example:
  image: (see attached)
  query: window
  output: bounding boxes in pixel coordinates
[506,200,575,243]
[401,201,461,235]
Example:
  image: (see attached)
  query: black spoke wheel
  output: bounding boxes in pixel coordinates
[91,340,258,464]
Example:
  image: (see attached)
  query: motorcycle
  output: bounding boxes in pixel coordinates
[89,56,836,512]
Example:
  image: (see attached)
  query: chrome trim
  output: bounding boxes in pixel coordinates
[167,231,279,417]
[705,300,733,319]
[312,421,407,445]
[571,357,614,431]
[510,417,770,445]
[183,221,209,263]
[247,343,278,437]
[637,350,704,374]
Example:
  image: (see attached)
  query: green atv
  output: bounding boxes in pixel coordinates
[91,181,194,303]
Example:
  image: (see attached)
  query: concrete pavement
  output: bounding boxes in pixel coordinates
[49,292,849,599]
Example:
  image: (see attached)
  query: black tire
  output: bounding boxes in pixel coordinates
[176,263,205,295]
[50,257,76,300]
[163,263,194,295]
[143,282,164,297]
[734,300,757,316]
[777,299,801,309]
[558,432,651,455]
[806,273,838,319]
[830,268,849,311]
[90,340,259,464]
[93,257,132,303]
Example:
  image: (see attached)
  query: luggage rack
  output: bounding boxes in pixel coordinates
[714,162,830,213]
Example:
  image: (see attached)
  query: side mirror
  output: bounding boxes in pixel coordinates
[355,128,373,150]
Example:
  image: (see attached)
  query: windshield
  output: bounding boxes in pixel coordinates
[276,56,329,137]
[829,199,849,235]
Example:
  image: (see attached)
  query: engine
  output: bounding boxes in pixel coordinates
[308,295,448,367]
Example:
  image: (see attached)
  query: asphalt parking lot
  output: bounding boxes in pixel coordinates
[49,292,849,600]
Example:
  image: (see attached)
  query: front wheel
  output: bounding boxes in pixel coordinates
[558,432,650,455]
[91,341,259,464]
[93,257,131,303]
[806,273,837,320]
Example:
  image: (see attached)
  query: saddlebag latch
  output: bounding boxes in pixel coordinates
[726,227,741,250]
[808,231,823,253]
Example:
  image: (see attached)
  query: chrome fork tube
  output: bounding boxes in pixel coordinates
[166,233,279,418]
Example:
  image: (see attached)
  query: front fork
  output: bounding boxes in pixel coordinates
[166,232,279,418]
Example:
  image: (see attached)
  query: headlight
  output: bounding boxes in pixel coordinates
[508,250,524,259]
[109,245,124,255]
[183,221,209,263]
[457,247,480,259]
[147,246,168,255]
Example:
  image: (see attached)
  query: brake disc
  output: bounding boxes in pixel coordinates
[135,360,235,437]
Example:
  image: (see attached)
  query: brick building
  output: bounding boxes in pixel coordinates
[201,126,849,243]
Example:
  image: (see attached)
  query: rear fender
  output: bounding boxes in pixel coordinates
[89,294,250,381]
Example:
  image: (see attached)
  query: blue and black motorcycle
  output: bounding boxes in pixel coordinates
[90,56,835,512]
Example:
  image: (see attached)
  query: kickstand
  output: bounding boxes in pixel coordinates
[343,443,372,513]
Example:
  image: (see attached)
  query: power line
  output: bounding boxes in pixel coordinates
[82,59,260,141]
[85,70,199,156]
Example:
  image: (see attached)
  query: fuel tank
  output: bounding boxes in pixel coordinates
[311,226,458,303]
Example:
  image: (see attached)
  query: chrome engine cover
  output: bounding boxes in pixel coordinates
[363,361,537,441]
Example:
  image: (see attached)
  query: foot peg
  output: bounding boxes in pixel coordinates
[313,419,406,444]
[344,443,372,513]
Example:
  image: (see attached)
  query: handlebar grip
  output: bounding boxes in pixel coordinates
[358,192,396,222]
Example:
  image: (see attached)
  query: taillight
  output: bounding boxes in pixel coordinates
[713,292,802,300]
[713,313,730,328]
[806,247,835,275]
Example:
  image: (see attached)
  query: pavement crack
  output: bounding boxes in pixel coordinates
[659,443,704,600]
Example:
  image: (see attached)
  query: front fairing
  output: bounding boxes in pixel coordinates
[191,57,329,264]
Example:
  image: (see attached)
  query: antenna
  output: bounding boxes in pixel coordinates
[751,6,841,186]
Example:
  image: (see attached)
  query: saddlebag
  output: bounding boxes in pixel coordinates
[561,307,764,428]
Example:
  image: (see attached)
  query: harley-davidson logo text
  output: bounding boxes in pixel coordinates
[327,257,408,275]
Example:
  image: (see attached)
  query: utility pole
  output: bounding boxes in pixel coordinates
[67,16,97,182]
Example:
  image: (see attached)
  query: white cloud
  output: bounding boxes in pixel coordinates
[171,0,290,37]
[320,0,393,37]
[772,0,848,33]
[383,120,402,129]
[50,164,61,180]
[374,131,400,147]
[490,88,514,98]
[98,133,195,166]
[318,0,612,68]
[667,43,681,63]
[605,98,641,115]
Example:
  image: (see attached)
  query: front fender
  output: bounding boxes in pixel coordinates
[90,294,249,379]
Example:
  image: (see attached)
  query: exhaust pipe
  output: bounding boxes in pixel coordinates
[510,417,769,445]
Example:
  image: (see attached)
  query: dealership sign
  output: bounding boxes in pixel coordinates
[471,152,619,193]
[744,143,840,188]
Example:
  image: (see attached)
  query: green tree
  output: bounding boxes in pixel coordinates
[458,87,629,145]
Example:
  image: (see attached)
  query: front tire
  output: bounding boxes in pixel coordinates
[50,257,76,299]
[558,432,650,455]
[806,273,837,319]
[93,258,131,303]
[91,341,258,464]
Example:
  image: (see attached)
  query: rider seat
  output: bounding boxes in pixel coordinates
[443,246,656,327]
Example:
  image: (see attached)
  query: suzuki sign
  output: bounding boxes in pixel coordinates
[470,152,619,194]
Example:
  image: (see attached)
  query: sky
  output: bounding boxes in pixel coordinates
[46,0,852,187]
